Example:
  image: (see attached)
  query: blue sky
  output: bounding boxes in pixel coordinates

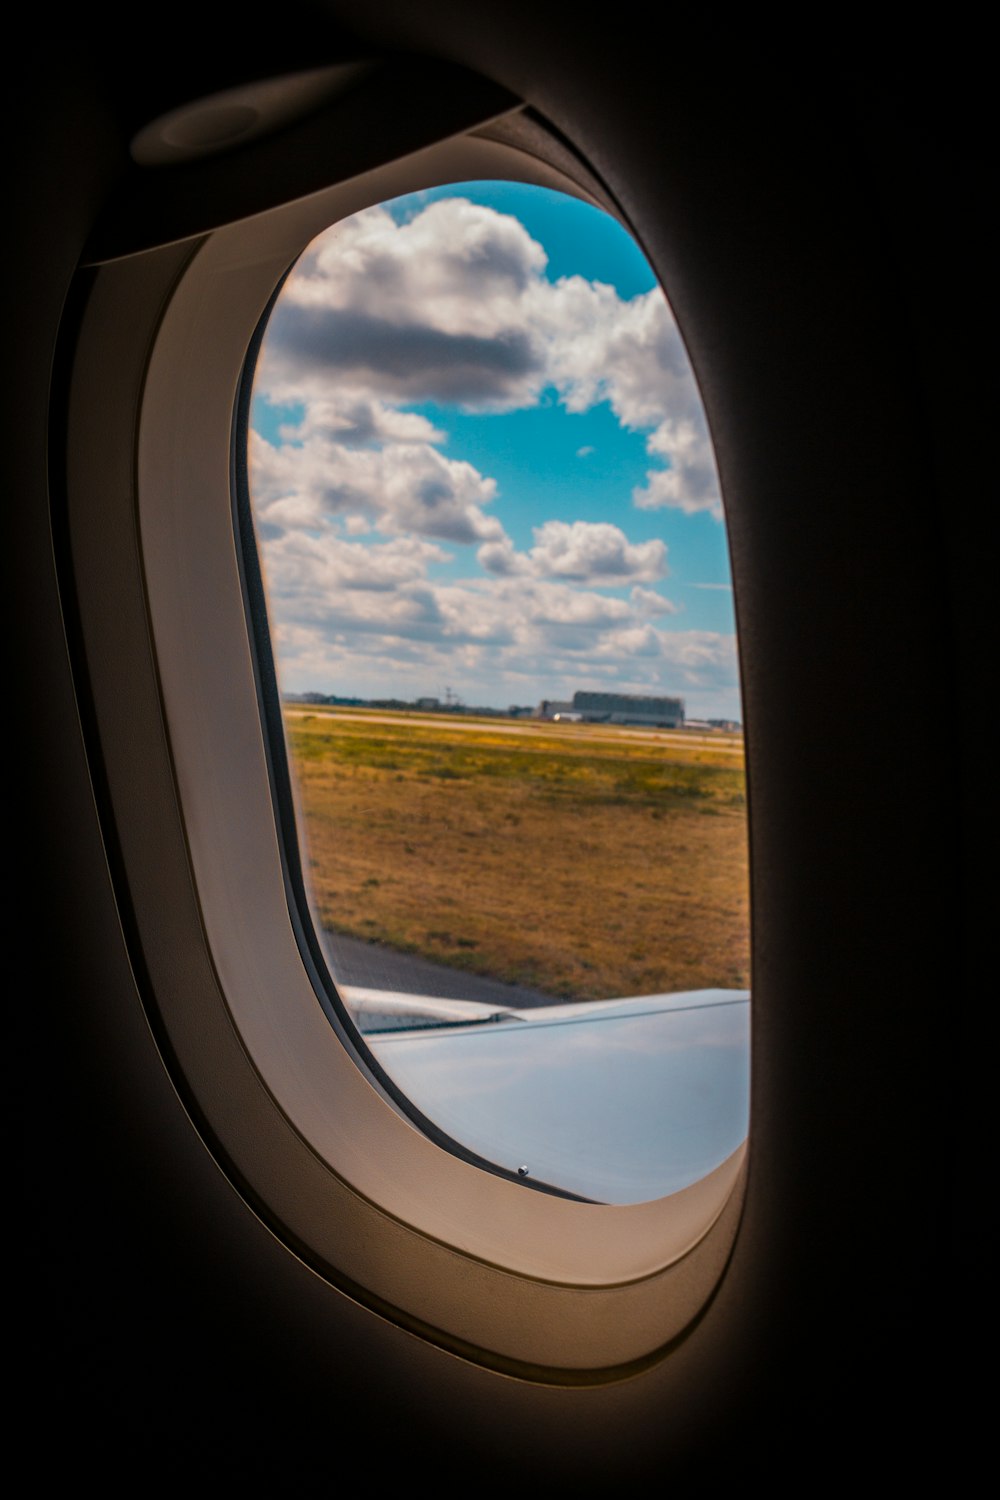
[249,182,741,718]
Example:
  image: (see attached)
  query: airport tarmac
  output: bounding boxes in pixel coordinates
[320,930,558,1010]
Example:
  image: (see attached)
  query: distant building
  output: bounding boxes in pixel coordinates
[572,690,685,728]
[536,699,575,720]
[282,691,364,706]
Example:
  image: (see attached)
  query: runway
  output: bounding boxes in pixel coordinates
[320,930,559,1010]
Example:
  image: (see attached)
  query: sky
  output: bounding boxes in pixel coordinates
[249,182,742,720]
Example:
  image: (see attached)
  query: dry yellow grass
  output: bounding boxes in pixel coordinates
[285,710,749,999]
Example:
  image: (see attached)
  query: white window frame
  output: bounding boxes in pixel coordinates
[65,117,747,1377]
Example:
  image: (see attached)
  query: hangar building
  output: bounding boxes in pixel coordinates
[572,691,685,728]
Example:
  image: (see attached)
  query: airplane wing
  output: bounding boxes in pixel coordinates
[340,985,750,1206]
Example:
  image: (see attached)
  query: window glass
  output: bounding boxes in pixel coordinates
[247,181,748,1204]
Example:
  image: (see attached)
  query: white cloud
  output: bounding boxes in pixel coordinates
[251,426,504,545]
[261,530,735,710]
[527,520,667,583]
[296,199,548,320]
[272,593,738,714]
[290,395,445,448]
[633,418,722,518]
[475,536,530,577]
[525,273,722,516]
[258,201,549,411]
[630,585,680,617]
[250,195,738,715]
[478,521,667,585]
[254,197,723,517]
[262,531,452,608]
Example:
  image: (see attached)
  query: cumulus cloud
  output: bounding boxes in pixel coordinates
[477,520,668,585]
[527,275,722,517]
[633,417,722,517]
[529,520,667,583]
[475,536,529,577]
[258,201,549,411]
[249,194,738,713]
[262,531,451,606]
[254,197,723,517]
[630,585,680,617]
[267,557,737,711]
[289,395,444,448]
[265,302,542,408]
[478,520,668,584]
[251,426,503,545]
[297,198,548,315]
[260,526,731,702]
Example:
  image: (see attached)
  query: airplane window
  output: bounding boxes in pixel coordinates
[245,181,749,1206]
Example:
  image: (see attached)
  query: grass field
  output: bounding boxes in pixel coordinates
[284,708,749,1001]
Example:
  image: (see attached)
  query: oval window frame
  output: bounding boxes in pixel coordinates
[240,176,750,1210]
[65,116,748,1378]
